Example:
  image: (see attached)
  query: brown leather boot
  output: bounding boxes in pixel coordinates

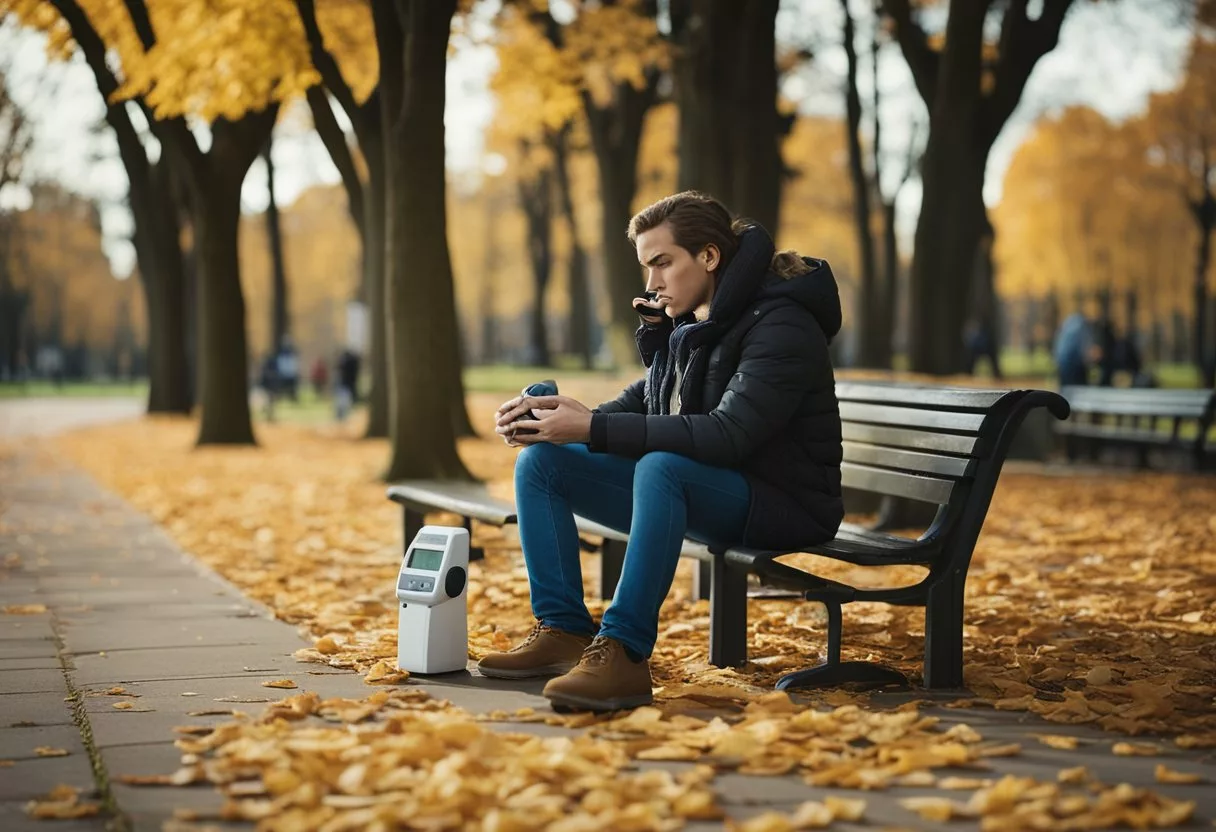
[542,635,653,711]
[476,621,593,679]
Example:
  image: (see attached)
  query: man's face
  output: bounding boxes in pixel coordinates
[635,222,717,319]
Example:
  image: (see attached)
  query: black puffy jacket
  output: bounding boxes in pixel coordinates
[588,226,844,550]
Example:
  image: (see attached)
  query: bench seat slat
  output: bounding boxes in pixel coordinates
[841,461,955,504]
[841,422,978,456]
[840,402,985,433]
[842,441,971,478]
[387,482,516,525]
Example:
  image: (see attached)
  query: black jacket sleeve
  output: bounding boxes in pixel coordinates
[592,378,646,416]
[588,304,826,467]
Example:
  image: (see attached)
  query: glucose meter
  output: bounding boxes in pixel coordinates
[396,525,469,674]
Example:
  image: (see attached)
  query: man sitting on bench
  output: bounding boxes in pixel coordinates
[478,191,846,712]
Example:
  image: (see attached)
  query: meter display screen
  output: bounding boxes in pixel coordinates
[407,547,444,572]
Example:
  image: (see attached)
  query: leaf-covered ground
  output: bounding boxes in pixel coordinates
[22,398,1216,829]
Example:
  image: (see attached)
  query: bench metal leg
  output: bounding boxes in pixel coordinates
[709,557,748,668]
[924,569,966,689]
[403,507,425,558]
[692,560,712,602]
[775,601,906,691]
[462,516,485,562]
[599,539,625,600]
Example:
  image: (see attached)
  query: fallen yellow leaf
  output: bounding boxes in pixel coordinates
[1154,764,1203,785]
[261,679,298,689]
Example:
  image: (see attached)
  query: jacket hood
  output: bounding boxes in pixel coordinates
[755,257,842,341]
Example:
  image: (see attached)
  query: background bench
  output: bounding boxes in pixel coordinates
[1056,386,1214,470]
[387,382,1068,691]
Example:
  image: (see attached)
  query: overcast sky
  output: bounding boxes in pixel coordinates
[0,0,1195,279]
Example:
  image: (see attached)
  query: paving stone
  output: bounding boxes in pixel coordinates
[0,753,98,801]
[99,742,189,780]
[87,709,238,750]
[56,602,262,622]
[60,615,298,654]
[0,723,87,760]
[0,619,55,642]
[3,658,63,671]
[0,669,66,695]
[36,588,239,609]
[76,675,310,711]
[0,693,75,727]
[0,800,109,832]
[0,639,60,660]
[109,782,226,816]
[70,644,299,686]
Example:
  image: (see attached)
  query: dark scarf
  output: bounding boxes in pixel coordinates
[635,225,777,415]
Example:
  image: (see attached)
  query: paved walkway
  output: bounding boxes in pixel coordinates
[0,398,144,440]
[2,430,1214,829]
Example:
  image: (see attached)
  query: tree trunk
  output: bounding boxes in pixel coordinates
[192,177,256,445]
[730,0,782,232]
[908,137,987,373]
[841,0,882,368]
[878,198,900,364]
[1193,192,1214,387]
[551,127,593,368]
[136,160,192,414]
[519,157,554,367]
[671,0,782,230]
[362,132,390,438]
[262,137,290,353]
[888,0,1073,374]
[671,0,739,203]
[584,81,656,369]
[377,0,471,481]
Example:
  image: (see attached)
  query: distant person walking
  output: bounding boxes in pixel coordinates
[1053,312,1092,387]
[276,336,300,402]
[335,348,361,423]
[310,356,329,399]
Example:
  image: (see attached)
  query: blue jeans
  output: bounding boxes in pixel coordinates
[514,442,751,659]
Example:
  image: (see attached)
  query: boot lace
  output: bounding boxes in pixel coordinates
[510,621,551,652]
[580,635,616,668]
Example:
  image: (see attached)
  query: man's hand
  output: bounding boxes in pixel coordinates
[495,394,592,446]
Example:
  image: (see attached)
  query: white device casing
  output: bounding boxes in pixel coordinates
[396,526,469,675]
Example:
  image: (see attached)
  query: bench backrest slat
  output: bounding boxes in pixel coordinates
[839,402,986,433]
[841,441,972,478]
[840,422,978,456]
[841,461,956,504]
[834,383,1018,507]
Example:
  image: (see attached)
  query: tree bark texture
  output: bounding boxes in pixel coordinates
[519,152,554,367]
[841,0,882,367]
[50,0,192,413]
[262,137,290,353]
[671,0,782,232]
[885,0,1073,374]
[583,80,657,369]
[551,127,594,368]
[363,131,391,438]
[375,0,472,481]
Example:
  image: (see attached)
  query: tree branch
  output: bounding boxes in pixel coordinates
[306,85,365,234]
[118,0,203,175]
[880,0,938,108]
[981,0,1075,148]
[294,0,360,122]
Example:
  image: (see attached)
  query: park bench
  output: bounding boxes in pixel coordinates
[1056,386,1215,471]
[387,382,1068,690]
